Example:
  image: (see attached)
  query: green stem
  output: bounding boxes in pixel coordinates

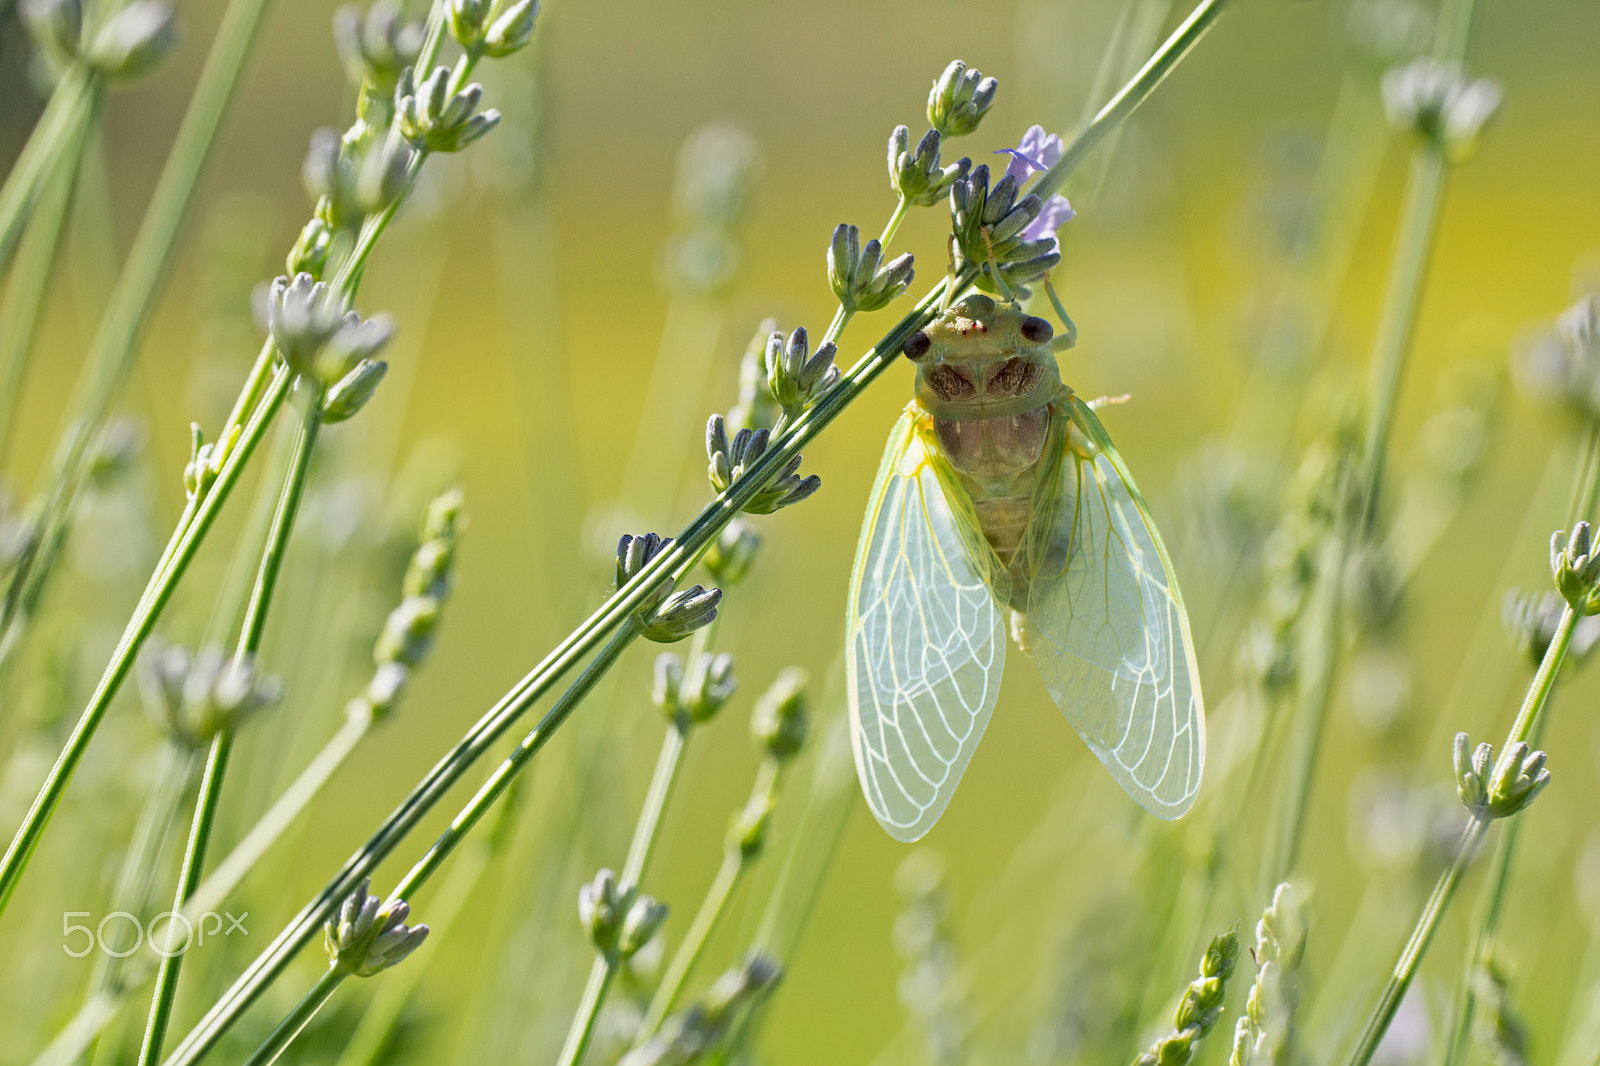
[1356,146,1448,533]
[137,410,319,1066]
[555,954,622,1066]
[558,672,698,1066]
[1344,816,1488,1066]
[639,849,747,1040]
[0,367,292,921]
[333,782,519,1066]
[137,733,235,1066]
[1347,595,1579,1066]
[241,967,345,1066]
[1029,0,1229,206]
[190,712,370,919]
[876,196,910,249]
[1442,433,1600,1066]
[156,7,1230,1056]
[621,721,690,890]
[83,744,194,1046]
[163,625,641,1065]
[0,66,98,278]
[0,91,96,466]
[1270,139,1454,883]
[0,0,276,652]
[1502,604,1576,752]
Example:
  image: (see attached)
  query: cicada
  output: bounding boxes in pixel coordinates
[846,293,1204,841]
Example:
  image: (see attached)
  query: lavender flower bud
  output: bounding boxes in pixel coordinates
[484,0,539,58]
[927,60,998,138]
[889,125,969,208]
[396,64,501,153]
[325,877,429,977]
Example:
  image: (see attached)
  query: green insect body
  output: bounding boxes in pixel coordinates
[846,293,1205,841]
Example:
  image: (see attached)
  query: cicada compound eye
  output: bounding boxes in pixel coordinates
[903,330,932,361]
[1019,316,1053,345]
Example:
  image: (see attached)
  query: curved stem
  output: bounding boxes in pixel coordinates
[876,196,910,249]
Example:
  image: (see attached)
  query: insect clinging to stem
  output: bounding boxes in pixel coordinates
[845,280,1205,841]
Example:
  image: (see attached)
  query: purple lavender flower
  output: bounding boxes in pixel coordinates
[995,125,1075,244]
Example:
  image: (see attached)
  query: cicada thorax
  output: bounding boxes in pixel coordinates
[904,294,1072,611]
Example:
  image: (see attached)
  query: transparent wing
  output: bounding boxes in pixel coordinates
[1024,397,1205,819]
[846,409,1007,842]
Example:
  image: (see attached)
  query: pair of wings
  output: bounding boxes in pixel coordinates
[845,397,1204,841]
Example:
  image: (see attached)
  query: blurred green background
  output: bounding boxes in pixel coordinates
[3,0,1600,1062]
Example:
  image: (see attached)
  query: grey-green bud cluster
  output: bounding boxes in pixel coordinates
[333,1,422,91]
[752,667,807,762]
[765,327,839,411]
[578,868,668,959]
[324,877,429,977]
[1502,588,1600,671]
[705,415,821,515]
[702,518,761,587]
[482,0,539,58]
[353,488,464,723]
[447,0,493,47]
[256,272,395,421]
[950,165,1061,292]
[927,60,997,138]
[85,1,177,80]
[20,0,82,68]
[654,651,738,725]
[620,955,782,1066]
[888,126,969,208]
[616,532,675,615]
[304,127,414,231]
[1381,58,1502,160]
[142,643,282,746]
[1134,929,1240,1066]
[828,225,914,314]
[1551,521,1600,613]
[615,533,720,641]
[396,63,501,153]
[1454,733,1551,818]
[183,422,240,502]
[643,586,722,644]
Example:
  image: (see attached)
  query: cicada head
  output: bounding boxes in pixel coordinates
[902,294,1062,421]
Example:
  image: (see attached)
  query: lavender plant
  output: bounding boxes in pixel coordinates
[4,0,1596,1064]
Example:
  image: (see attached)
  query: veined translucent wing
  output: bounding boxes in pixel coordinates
[847,408,1007,842]
[1023,396,1204,819]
